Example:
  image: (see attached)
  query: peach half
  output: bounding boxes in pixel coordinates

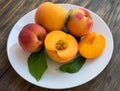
[44,30,78,63]
[78,32,106,59]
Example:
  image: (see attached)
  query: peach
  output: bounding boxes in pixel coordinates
[18,23,47,52]
[44,30,78,63]
[35,2,67,32]
[66,8,93,37]
[78,32,106,58]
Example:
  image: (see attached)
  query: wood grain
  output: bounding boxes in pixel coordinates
[0,0,120,91]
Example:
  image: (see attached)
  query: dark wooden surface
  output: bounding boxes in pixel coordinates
[0,0,120,91]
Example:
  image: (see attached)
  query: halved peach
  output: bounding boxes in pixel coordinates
[78,32,106,59]
[44,30,78,63]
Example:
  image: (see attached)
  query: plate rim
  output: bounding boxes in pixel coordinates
[7,3,114,89]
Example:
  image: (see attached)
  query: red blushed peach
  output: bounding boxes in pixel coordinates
[66,8,93,37]
[18,23,47,52]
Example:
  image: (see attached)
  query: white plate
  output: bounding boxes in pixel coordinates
[7,4,114,89]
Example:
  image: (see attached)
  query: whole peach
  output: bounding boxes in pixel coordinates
[66,8,93,37]
[35,2,67,32]
[18,23,47,52]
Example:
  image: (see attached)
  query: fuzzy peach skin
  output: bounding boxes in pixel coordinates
[18,23,47,52]
[44,30,78,63]
[66,8,93,37]
[35,2,67,32]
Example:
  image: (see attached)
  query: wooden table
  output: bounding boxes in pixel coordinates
[0,0,119,91]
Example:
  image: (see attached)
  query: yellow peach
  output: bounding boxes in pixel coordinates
[78,32,106,58]
[44,30,78,63]
[35,2,67,32]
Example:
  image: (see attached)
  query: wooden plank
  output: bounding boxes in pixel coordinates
[0,0,120,91]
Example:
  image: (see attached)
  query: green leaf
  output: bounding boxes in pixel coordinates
[28,49,48,81]
[62,26,69,33]
[65,9,73,24]
[59,56,86,73]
